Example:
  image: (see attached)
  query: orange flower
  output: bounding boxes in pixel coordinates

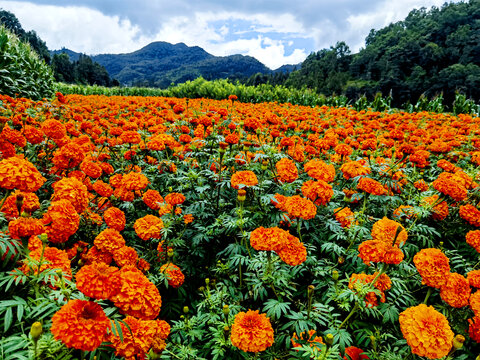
[340,161,370,180]
[183,214,194,224]
[103,207,126,231]
[284,195,317,220]
[460,205,480,227]
[466,230,480,252]
[422,195,449,221]
[92,179,113,197]
[304,159,335,182]
[121,171,149,191]
[164,192,186,206]
[301,180,333,206]
[467,270,480,288]
[134,215,164,241]
[399,304,454,359]
[432,172,468,202]
[439,272,471,308]
[357,177,386,196]
[20,246,72,280]
[113,246,139,267]
[276,157,298,183]
[8,217,43,239]
[42,200,80,244]
[414,179,429,192]
[343,346,370,360]
[143,189,164,210]
[371,217,407,247]
[413,248,450,288]
[111,266,162,320]
[51,300,110,351]
[291,329,324,350]
[358,240,388,265]
[94,228,126,253]
[108,316,170,359]
[160,263,185,288]
[334,207,357,228]
[392,205,416,220]
[230,310,274,353]
[42,119,66,139]
[84,245,113,266]
[230,170,258,189]
[52,177,89,214]
[348,273,388,307]
[0,157,46,192]
[1,190,40,219]
[470,290,480,316]
[250,226,289,252]
[75,262,120,300]
[469,316,480,343]
[276,234,307,266]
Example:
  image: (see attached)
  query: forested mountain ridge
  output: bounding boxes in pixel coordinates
[263,0,480,108]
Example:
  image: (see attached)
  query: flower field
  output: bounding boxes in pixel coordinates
[1,92,480,360]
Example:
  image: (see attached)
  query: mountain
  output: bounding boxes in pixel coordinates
[52,42,275,87]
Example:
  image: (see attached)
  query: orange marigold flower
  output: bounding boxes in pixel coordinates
[284,195,317,220]
[276,234,307,266]
[75,262,120,300]
[80,161,103,179]
[51,299,109,351]
[1,190,40,219]
[230,310,274,353]
[467,270,480,288]
[392,205,416,220]
[334,207,357,228]
[399,304,454,359]
[92,179,113,198]
[51,142,85,170]
[343,346,370,360]
[0,156,46,192]
[108,316,170,359]
[432,172,468,202]
[184,214,194,224]
[371,217,407,247]
[470,291,480,316]
[304,159,335,182]
[291,329,324,350]
[103,207,125,231]
[231,170,258,189]
[24,125,44,145]
[439,272,471,308]
[143,189,164,210]
[459,205,480,227]
[121,171,149,191]
[164,192,186,206]
[94,228,126,253]
[20,246,72,280]
[348,273,385,307]
[437,159,456,172]
[340,161,370,180]
[271,193,288,212]
[84,245,113,266]
[357,177,386,196]
[113,246,139,268]
[413,248,450,288]
[250,226,289,252]
[134,215,164,241]
[421,195,449,221]
[52,177,89,214]
[276,157,298,183]
[414,179,429,192]
[8,217,43,239]
[358,240,388,266]
[42,119,66,139]
[469,316,480,343]
[466,230,480,252]
[111,266,162,319]
[301,180,333,206]
[383,246,404,265]
[160,263,185,288]
[42,200,80,244]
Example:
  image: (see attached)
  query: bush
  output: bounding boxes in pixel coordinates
[0,25,54,100]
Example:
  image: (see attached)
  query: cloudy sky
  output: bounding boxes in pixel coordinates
[0,0,461,69]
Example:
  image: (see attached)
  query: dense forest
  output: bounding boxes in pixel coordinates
[0,9,115,87]
[248,0,480,108]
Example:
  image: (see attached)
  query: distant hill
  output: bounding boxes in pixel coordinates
[52,42,279,87]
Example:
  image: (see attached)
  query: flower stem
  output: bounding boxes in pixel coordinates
[338,302,360,329]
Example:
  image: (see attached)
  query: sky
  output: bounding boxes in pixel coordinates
[0,0,462,69]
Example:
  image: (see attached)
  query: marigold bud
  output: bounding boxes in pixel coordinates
[332,270,339,281]
[40,233,48,243]
[338,256,345,264]
[223,305,230,316]
[30,321,43,340]
[205,278,210,285]
[183,306,189,314]
[452,334,465,349]
[167,248,174,258]
[237,189,246,202]
[325,333,334,346]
